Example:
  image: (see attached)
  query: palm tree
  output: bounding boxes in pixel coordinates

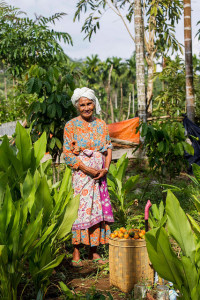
[126,53,137,117]
[184,0,195,122]
[134,0,146,123]
[83,54,101,86]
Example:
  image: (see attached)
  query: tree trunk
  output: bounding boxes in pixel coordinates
[146,54,154,114]
[184,0,195,122]
[4,76,7,100]
[110,94,114,123]
[134,0,146,123]
[127,92,131,119]
[132,82,135,116]
[114,90,118,109]
[120,82,123,120]
[106,64,113,123]
[114,90,118,121]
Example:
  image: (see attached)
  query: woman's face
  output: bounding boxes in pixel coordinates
[78,97,95,121]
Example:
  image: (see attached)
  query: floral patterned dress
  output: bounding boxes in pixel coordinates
[63,116,114,246]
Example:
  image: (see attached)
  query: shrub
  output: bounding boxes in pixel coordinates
[0,123,79,299]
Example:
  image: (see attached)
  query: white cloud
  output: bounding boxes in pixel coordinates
[6,0,200,60]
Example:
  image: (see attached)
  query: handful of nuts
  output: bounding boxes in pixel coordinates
[110,227,145,240]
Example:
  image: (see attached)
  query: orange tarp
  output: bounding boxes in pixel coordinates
[108,117,140,144]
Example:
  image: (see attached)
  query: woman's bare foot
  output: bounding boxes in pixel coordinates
[72,246,83,267]
[88,247,108,265]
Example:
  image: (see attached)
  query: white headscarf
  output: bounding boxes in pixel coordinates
[71,87,101,115]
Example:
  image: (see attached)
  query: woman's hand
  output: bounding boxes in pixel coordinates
[78,161,100,178]
[93,169,108,180]
[87,167,100,178]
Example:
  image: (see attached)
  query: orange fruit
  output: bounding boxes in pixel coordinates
[110,233,116,239]
[120,227,126,233]
[114,230,118,236]
[129,231,135,238]
[140,230,145,235]
[118,232,124,238]
[124,233,129,239]
[134,234,140,239]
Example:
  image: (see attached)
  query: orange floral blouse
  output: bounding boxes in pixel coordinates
[63,116,112,169]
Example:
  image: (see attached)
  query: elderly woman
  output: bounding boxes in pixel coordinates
[63,87,114,267]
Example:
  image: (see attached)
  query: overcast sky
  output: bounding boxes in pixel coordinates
[7,0,200,61]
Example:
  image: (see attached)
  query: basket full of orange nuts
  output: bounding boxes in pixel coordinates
[110,227,145,240]
[109,227,153,293]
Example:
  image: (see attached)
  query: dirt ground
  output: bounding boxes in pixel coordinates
[45,258,134,299]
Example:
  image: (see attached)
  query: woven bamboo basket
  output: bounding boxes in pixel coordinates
[109,238,154,293]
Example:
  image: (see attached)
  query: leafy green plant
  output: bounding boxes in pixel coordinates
[153,56,186,116]
[140,121,194,180]
[26,64,76,164]
[107,154,139,225]
[146,190,200,299]
[0,123,79,300]
[185,163,200,237]
[148,201,167,229]
[0,5,72,77]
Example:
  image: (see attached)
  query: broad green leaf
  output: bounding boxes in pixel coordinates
[50,137,56,150]
[182,141,194,156]
[37,254,65,273]
[22,210,43,253]
[0,172,7,205]
[15,122,32,171]
[108,163,117,177]
[55,138,62,149]
[10,202,21,261]
[26,77,35,93]
[0,245,8,265]
[57,167,71,203]
[59,281,74,298]
[122,175,139,194]
[21,170,34,199]
[192,195,200,212]
[159,183,183,192]
[192,164,200,184]
[181,256,199,300]
[115,157,128,188]
[116,153,127,170]
[187,214,200,239]
[33,176,53,226]
[175,142,184,156]
[34,132,47,167]
[35,223,56,248]
[47,103,56,118]
[141,123,148,137]
[187,174,199,187]
[3,185,14,231]
[56,194,80,239]
[159,201,165,220]
[107,177,116,191]
[36,290,43,300]
[40,159,52,177]
[166,190,196,260]
[158,141,164,152]
[0,136,22,176]
[151,204,160,220]
[146,227,183,286]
